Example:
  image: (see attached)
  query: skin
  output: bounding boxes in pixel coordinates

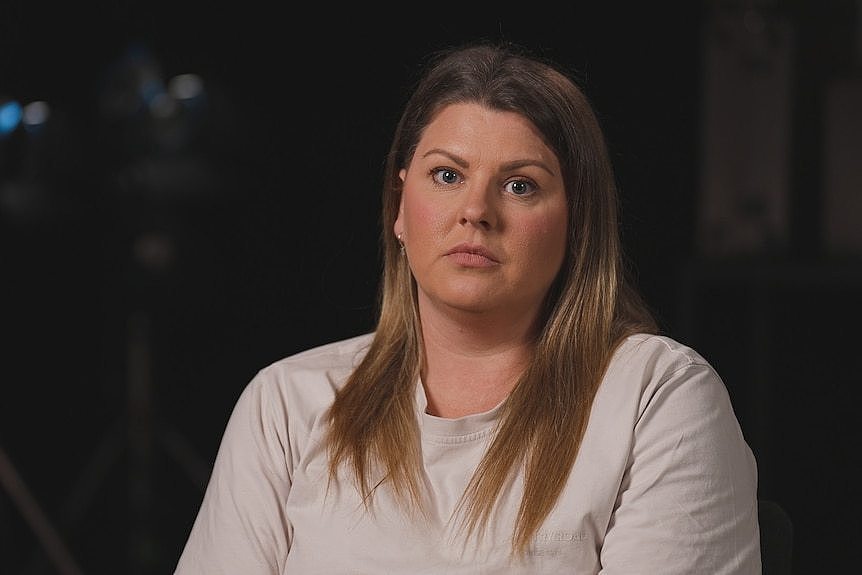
[393,102,569,417]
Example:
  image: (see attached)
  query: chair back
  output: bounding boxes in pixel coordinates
[759,499,793,575]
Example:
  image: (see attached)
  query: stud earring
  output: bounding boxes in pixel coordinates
[397,233,405,254]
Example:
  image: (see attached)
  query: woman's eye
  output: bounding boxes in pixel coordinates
[505,179,536,196]
[431,168,461,185]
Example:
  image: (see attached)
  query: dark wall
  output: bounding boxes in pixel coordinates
[1,2,858,574]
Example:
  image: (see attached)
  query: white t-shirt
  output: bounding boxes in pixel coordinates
[174,332,761,574]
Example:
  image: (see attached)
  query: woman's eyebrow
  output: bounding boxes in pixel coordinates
[421,149,555,176]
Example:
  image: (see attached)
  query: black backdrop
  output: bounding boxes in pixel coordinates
[2,2,859,574]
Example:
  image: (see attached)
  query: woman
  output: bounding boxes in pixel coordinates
[175,42,761,573]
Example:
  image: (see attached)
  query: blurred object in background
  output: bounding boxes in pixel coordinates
[1,34,235,574]
[697,1,795,257]
[0,94,78,225]
[822,77,862,256]
[98,41,221,206]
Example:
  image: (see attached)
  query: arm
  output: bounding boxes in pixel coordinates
[174,373,292,575]
[600,361,761,574]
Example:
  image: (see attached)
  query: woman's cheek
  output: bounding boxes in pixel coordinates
[407,196,450,243]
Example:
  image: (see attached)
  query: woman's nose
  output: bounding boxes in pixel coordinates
[459,181,497,230]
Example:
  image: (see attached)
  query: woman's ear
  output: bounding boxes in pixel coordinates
[394,169,407,238]
[393,210,403,240]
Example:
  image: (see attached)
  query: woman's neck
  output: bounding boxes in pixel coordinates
[417,300,537,419]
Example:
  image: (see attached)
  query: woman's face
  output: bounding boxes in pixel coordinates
[394,102,568,324]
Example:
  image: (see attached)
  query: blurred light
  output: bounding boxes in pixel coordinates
[0,100,23,137]
[22,101,51,132]
[168,73,207,117]
[168,74,204,101]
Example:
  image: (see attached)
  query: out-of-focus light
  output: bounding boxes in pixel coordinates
[168,74,204,101]
[0,100,23,136]
[22,101,51,131]
[168,73,207,116]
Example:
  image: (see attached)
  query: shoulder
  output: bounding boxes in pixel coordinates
[600,333,731,420]
[245,332,375,407]
[263,331,375,376]
[611,333,713,375]
[595,335,760,572]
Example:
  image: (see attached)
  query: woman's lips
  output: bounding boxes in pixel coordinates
[444,244,500,267]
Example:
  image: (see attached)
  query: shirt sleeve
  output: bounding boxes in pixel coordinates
[174,372,292,575]
[599,360,762,574]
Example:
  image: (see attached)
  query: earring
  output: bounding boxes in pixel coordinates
[397,233,405,254]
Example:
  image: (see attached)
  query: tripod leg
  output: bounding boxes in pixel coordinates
[127,310,155,574]
[0,444,84,575]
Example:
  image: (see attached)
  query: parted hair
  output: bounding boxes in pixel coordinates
[326,41,658,555]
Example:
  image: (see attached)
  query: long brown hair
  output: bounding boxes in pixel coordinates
[326,41,657,555]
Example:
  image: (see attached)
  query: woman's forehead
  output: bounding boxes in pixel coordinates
[412,103,558,169]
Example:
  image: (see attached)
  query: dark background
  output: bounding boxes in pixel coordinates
[1,1,860,573]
